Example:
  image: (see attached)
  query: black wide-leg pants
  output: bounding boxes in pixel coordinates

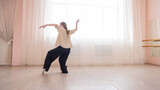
[43,46,70,72]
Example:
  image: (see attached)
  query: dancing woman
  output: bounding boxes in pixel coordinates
[40,19,80,74]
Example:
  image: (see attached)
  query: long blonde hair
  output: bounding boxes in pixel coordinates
[60,22,69,35]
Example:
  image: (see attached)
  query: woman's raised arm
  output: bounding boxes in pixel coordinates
[69,19,80,35]
[74,19,80,31]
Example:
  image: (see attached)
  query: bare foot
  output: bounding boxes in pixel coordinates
[42,69,45,75]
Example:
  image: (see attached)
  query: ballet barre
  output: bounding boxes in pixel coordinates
[142,39,160,47]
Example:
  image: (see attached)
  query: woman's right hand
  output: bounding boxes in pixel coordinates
[39,25,46,29]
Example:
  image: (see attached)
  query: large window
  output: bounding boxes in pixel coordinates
[45,0,122,39]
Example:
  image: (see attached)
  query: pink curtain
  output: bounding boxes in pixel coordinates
[0,0,19,62]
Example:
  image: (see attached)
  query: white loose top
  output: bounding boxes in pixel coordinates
[55,26,76,48]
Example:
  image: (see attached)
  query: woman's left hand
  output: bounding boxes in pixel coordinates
[76,19,80,24]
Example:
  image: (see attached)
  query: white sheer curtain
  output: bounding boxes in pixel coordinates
[0,0,19,62]
[21,0,46,65]
[21,0,146,65]
[112,0,146,65]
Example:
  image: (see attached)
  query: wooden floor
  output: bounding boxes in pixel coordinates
[0,65,160,90]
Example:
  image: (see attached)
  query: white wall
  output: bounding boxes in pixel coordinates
[0,38,11,65]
